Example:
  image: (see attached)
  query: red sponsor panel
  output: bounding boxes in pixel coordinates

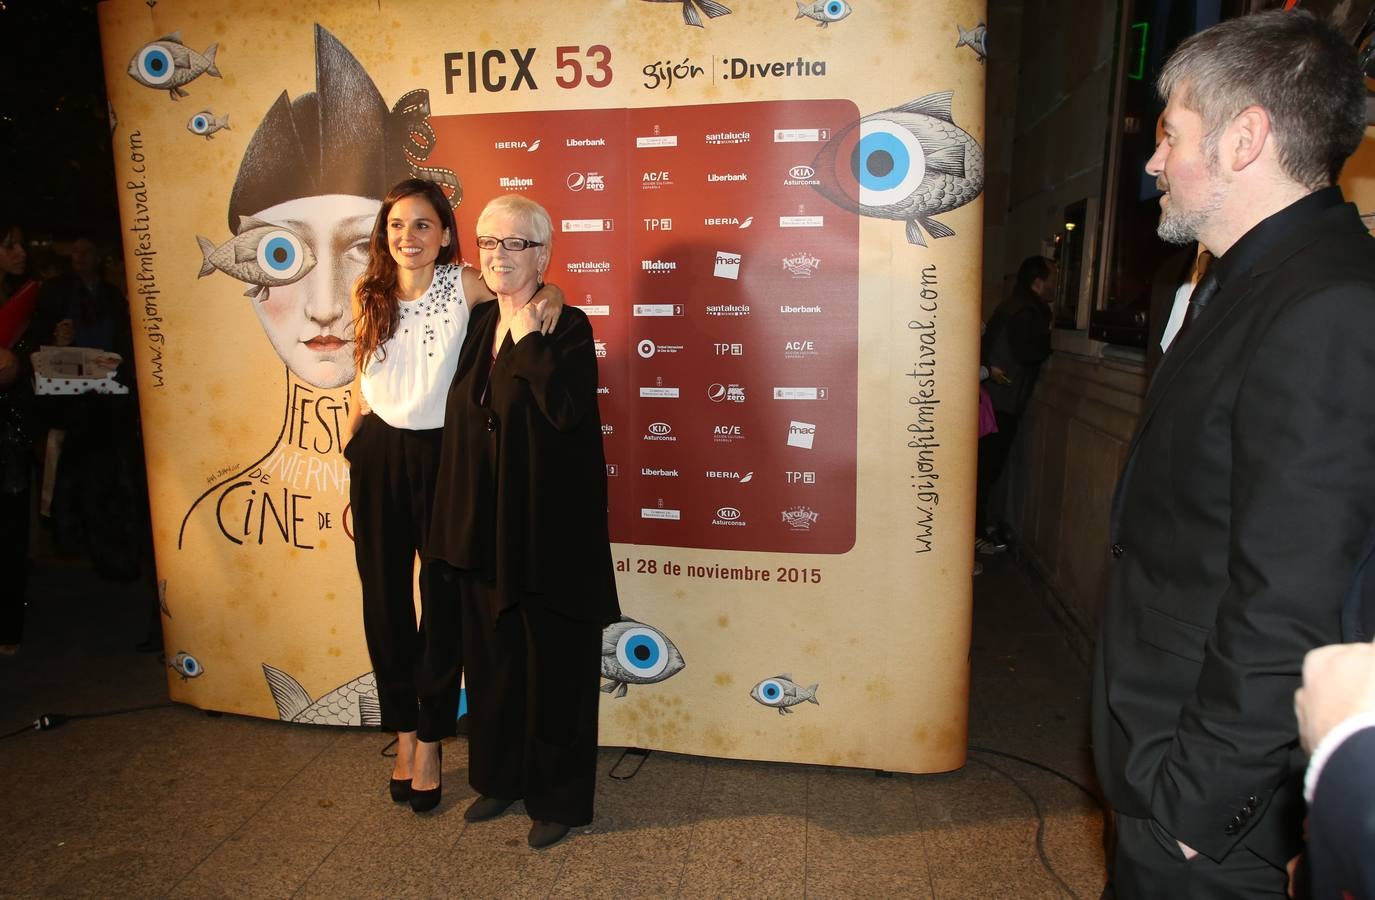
[432,99,858,553]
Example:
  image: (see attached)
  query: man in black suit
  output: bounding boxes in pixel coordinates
[1295,640,1375,899]
[1092,11,1375,898]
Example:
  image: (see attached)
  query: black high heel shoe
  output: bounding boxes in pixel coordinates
[409,742,442,814]
[389,777,411,803]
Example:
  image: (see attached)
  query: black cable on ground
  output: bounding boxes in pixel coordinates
[969,754,1082,900]
[0,702,174,741]
[968,744,1104,805]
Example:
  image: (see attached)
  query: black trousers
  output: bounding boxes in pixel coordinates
[1105,813,1287,899]
[975,410,1019,535]
[347,415,459,741]
[0,486,29,644]
[453,569,602,826]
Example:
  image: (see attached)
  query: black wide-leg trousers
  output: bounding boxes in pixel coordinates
[347,415,460,741]
[453,570,602,826]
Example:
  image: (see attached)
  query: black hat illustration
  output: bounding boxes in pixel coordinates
[227,24,459,232]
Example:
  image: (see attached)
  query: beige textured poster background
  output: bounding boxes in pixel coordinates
[98,0,985,773]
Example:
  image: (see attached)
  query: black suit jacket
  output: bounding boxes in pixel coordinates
[1092,191,1375,867]
[427,301,620,627]
[1308,726,1375,899]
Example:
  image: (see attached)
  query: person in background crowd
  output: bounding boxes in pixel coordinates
[975,255,1055,554]
[343,179,562,814]
[1092,11,1375,897]
[0,220,42,655]
[427,195,619,850]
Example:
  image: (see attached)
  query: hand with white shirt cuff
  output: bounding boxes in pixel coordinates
[1294,640,1375,802]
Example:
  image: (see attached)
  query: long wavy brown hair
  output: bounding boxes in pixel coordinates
[352,179,459,373]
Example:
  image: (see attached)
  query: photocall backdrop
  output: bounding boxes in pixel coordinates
[97,0,987,773]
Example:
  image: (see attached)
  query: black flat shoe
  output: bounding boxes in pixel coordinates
[409,743,442,814]
[389,778,411,803]
[463,795,516,822]
[527,820,569,849]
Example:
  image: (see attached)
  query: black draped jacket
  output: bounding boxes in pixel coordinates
[427,301,620,627]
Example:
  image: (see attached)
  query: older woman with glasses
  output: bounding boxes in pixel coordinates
[427,195,619,849]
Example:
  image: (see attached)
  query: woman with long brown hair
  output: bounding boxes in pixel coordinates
[344,179,560,813]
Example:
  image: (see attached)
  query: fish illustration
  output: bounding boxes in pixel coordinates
[811,91,985,247]
[169,651,203,680]
[956,21,988,63]
[187,110,230,140]
[796,0,852,28]
[601,617,686,698]
[750,674,819,715]
[262,663,381,726]
[127,33,220,100]
[642,0,732,28]
[196,217,318,300]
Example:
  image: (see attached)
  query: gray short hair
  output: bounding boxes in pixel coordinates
[1158,10,1366,188]
[476,195,552,248]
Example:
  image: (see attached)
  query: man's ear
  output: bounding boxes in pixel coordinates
[1227,105,1270,172]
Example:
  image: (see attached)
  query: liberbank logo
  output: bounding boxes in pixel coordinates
[707,172,748,183]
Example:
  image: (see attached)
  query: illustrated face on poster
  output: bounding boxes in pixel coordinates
[245,195,373,389]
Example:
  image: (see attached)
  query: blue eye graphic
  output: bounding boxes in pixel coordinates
[846,119,926,207]
[189,114,209,134]
[617,626,670,678]
[750,674,820,714]
[257,230,308,280]
[170,651,203,679]
[600,617,687,697]
[195,220,318,295]
[136,45,176,86]
[823,0,851,19]
[811,92,985,246]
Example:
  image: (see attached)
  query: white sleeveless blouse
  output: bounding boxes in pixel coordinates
[360,263,470,430]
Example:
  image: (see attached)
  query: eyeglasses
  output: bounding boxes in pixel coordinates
[475,236,544,251]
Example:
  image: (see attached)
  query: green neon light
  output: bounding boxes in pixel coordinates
[1128,22,1149,80]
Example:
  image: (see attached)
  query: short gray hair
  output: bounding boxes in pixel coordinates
[1158,10,1366,188]
[475,195,552,248]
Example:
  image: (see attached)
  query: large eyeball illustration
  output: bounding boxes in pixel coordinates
[819,0,852,22]
[256,230,310,282]
[616,625,674,679]
[188,113,211,135]
[754,678,786,706]
[134,44,177,86]
[600,619,686,692]
[829,118,925,209]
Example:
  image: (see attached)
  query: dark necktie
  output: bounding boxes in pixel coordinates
[1186,250,1217,323]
